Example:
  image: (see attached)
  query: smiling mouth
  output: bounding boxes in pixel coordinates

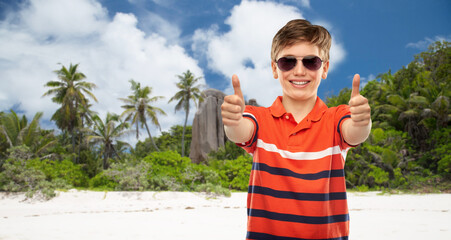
[290,80,310,86]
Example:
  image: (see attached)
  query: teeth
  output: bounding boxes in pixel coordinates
[291,81,309,85]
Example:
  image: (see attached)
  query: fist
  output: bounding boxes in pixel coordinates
[349,74,371,126]
[221,75,245,126]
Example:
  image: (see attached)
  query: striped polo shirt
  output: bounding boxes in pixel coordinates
[240,96,355,240]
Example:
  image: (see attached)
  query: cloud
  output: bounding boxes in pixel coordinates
[0,0,204,142]
[19,0,108,38]
[138,11,182,45]
[301,0,311,8]
[192,0,346,107]
[360,73,376,89]
[406,35,451,50]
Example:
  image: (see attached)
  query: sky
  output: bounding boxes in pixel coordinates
[0,0,450,143]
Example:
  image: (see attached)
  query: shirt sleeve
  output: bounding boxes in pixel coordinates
[335,105,359,149]
[235,105,259,154]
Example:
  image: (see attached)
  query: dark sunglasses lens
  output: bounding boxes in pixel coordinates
[302,56,322,70]
[277,57,297,71]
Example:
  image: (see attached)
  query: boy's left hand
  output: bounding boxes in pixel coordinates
[348,74,371,127]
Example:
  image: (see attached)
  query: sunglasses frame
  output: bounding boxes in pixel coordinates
[276,55,323,72]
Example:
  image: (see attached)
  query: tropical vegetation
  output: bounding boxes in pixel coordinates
[0,41,449,199]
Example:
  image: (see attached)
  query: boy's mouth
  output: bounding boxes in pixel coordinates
[290,80,310,86]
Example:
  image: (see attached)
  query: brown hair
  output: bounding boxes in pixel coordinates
[271,19,332,62]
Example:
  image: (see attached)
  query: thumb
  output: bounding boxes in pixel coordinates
[351,74,361,98]
[232,74,244,100]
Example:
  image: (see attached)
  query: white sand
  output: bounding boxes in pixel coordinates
[0,190,450,240]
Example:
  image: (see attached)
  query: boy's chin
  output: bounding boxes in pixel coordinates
[284,93,317,102]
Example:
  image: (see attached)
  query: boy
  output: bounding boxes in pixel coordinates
[221,19,371,240]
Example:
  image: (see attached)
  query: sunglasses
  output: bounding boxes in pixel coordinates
[276,55,323,71]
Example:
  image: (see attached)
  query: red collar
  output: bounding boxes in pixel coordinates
[269,96,327,122]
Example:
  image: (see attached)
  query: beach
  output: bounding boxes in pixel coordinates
[0,190,450,240]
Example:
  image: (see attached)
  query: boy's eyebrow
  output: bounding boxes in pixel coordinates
[278,54,320,58]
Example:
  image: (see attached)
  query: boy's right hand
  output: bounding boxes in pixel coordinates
[221,75,245,127]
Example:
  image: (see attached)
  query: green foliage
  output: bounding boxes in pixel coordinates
[89,151,230,196]
[0,110,56,157]
[26,158,88,187]
[208,140,247,160]
[437,149,451,175]
[144,151,191,177]
[329,41,451,192]
[78,149,102,178]
[0,147,46,193]
[209,154,252,191]
[368,165,389,186]
[103,161,151,191]
[0,146,72,199]
[135,125,192,157]
[89,172,118,190]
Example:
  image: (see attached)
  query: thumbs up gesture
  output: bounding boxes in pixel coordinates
[221,75,246,126]
[348,74,371,127]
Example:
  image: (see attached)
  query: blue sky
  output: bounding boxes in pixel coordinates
[0,0,450,139]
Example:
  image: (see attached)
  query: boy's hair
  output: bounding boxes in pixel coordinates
[271,19,332,62]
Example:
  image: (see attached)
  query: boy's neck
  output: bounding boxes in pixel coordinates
[282,95,318,123]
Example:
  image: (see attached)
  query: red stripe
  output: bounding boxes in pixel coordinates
[250,170,346,193]
[248,216,349,239]
[248,194,348,217]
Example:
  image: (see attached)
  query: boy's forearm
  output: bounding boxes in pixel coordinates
[342,119,372,146]
[224,118,254,144]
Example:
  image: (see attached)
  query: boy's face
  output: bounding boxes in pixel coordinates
[271,42,329,103]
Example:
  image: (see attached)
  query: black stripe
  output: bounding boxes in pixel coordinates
[252,162,344,180]
[249,209,349,224]
[243,113,259,147]
[248,186,347,201]
[247,232,348,240]
[336,114,359,147]
[336,115,351,135]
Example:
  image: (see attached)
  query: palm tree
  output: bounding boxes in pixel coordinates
[385,92,430,149]
[85,113,131,169]
[120,79,166,152]
[0,110,56,156]
[169,70,204,157]
[42,63,97,158]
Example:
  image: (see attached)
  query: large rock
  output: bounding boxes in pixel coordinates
[189,89,227,163]
[189,89,260,163]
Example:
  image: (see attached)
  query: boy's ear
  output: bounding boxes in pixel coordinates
[322,60,330,79]
[271,61,278,79]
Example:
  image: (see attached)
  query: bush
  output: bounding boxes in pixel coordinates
[210,155,252,191]
[0,156,46,193]
[89,172,118,190]
[143,151,191,181]
[27,158,89,187]
[368,165,389,187]
[195,183,231,197]
[87,151,231,196]
[0,146,69,199]
[103,161,151,191]
[144,151,230,195]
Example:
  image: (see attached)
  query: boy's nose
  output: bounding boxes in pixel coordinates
[293,60,307,76]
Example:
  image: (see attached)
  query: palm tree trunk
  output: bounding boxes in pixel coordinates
[112,145,122,161]
[103,145,109,170]
[144,121,160,152]
[104,143,115,169]
[71,127,76,163]
[181,109,189,157]
[136,120,139,139]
